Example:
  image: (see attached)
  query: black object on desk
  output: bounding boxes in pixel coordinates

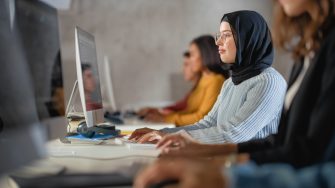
[0,117,3,133]
[11,173,133,188]
[77,122,120,138]
[104,111,124,125]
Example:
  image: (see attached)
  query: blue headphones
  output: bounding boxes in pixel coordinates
[77,121,120,138]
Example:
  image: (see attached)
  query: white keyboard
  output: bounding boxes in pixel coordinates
[116,138,157,150]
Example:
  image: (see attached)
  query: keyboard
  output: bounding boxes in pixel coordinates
[116,138,157,150]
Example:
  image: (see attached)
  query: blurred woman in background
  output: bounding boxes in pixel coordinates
[138,51,201,119]
[139,35,229,127]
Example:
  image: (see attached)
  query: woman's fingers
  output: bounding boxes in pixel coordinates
[160,147,183,156]
[157,134,187,149]
[137,132,162,143]
[157,139,174,150]
[128,128,154,140]
[129,130,143,140]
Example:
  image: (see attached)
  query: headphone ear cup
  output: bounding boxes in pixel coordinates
[82,130,95,138]
[77,121,95,138]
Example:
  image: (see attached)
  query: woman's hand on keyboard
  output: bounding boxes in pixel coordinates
[156,131,205,157]
[129,127,156,141]
[137,131,167,144]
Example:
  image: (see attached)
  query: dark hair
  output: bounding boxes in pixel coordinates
[273,0,334,60]
[183,51,190,58]
[191,35,230,78]
[220,17,238,50]
[81,63,91,73]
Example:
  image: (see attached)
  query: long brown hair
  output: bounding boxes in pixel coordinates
[272,0,334,60]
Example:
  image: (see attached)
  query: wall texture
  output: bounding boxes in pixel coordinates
[58,0,293,111]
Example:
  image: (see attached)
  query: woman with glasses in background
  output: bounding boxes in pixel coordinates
[138,35,229,127]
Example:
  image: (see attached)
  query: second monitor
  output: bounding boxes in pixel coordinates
[75,26,104,128]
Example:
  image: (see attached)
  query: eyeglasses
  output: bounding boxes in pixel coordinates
[215,32,233,43]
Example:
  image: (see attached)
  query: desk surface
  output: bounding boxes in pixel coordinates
[0,119,173,187]
[46,138,159,174]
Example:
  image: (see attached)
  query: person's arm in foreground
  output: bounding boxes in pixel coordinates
[134,159,227,188]
[246,38,335,167]
[134,159,335,188]
[157,131,238,157]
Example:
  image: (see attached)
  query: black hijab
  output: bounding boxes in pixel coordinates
[221,10,274,85]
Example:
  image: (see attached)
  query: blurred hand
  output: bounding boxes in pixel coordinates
[144,112,165,123]
[134,159,227,188]
[159,108,174,115]
[137,107,159,117]
[157,132,241,158]
[137,130,167,144]
[156,131,211,157]
[128,127,156,141]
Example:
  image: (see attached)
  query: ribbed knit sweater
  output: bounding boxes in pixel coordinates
[161,67,287,144]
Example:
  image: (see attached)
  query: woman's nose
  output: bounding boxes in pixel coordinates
[216,39,223,46]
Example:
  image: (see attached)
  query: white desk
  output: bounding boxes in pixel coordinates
[0,115,175,187]
[46,138,159,174]
[47,120,175,174]
[52,117,174,173]
[0,138,161,188]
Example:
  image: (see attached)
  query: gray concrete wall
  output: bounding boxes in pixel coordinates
[58,0,292,111]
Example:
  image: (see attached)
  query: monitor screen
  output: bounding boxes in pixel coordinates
[76,28,103,111]
[75,27,104,127]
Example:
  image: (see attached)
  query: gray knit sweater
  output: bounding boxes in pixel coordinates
[161,67,287,144]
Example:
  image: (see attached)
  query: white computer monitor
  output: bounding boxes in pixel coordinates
[75,26,104,127]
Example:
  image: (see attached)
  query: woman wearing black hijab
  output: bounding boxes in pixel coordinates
[129,11,287,145]
[152,1,335,169]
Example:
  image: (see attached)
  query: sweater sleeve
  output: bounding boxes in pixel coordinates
[164,78,223,126]
[163,95,188,112]
[237,134,277,153]
[160,81,225,134]
[186,73,287,144]
[237,106,288,153]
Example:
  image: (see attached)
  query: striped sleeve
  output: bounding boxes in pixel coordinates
[159,82,226,134]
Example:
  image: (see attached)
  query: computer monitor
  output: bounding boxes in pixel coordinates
[0,0,48,175]
[103,56,118,112]
[15,0,65,119]
[14,0,67,140]
[75,27,104,128]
